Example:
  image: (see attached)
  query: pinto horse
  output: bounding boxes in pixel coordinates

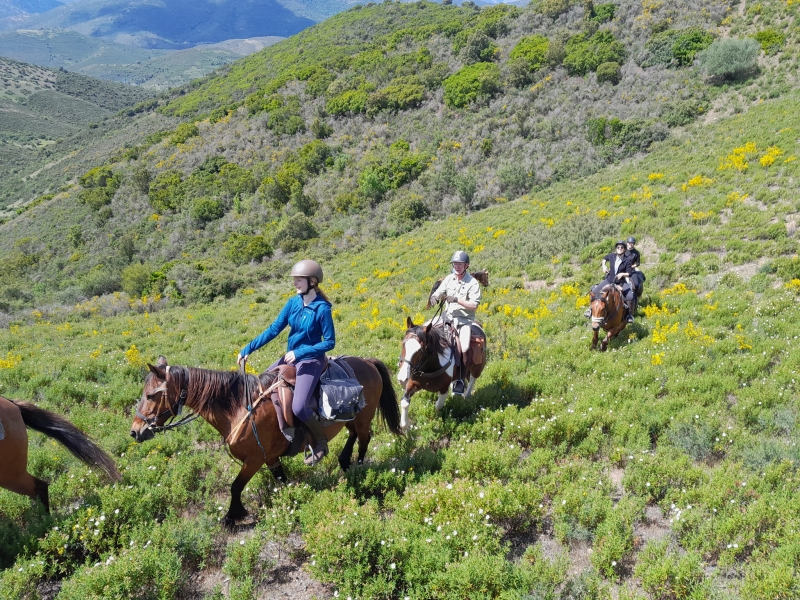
[397,317,486,429]
[130,356,401,526]
[0,395,120,511]
[589,284,628,351]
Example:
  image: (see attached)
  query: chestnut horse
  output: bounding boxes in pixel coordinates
[589,284,628,351]
[397,317,486,430]
[130,356,401,526]
[0,395,120,511]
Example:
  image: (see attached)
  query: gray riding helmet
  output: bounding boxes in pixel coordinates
[450,250,469,264]
[627,236,636,244]
[615,240,626,249]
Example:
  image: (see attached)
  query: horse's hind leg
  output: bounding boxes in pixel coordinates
[338,423,358,472]
[269,462,287,483]
[356,427,372,466]
[225,460,261,527]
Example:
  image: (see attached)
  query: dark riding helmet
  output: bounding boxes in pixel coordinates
[627,236,637,244]
[450,250,469,264]
[615,240,626,249]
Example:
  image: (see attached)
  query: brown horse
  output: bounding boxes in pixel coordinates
[130,356,401,526]
[589,284,628,351]
[0,395,120,512]
[397,317,487,429]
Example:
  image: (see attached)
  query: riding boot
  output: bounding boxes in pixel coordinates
[302,415,328,466]
[452,353,465,395]
[625,298,635,323]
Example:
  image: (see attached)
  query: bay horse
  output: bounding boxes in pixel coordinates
[397,317,486,430]
[589,284,628,351]
[130,355,401,526]
[0,395,120,512]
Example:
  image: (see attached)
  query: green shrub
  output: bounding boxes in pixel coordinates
[497,162,531,197]
[641,28,713,67]
[591,2,616,22]
[305,69,335,97]
[564,31,625,76]
[191,197,225,223]
[388,193,430,231]
[697,38,760,80]
[121,263,152,298]
[224,233,273,265]
[634,539,708,599]
[753,29,786,55]
[311,118,334,139]
[266,95,306,135]
[78,166,120,210]
[148,170,185,212]
[272,215,319,253]
[537,0,572,19]
[131,168,152,194]
[596,61,621,84]
[169,122,199,145]
[358,140,430,202]
[667,419,718,461]
[367,76,426,114]
[443,62,501,108]
[508,35,550,85]
[460,31,498,64]
[327,89,370,116]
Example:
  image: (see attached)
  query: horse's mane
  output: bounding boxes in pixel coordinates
[181,367,279,416]
[408,324,451,355]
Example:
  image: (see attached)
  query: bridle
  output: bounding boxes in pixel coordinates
[591,287,622,327]
[399,329,453,379]
[135,365,198,433]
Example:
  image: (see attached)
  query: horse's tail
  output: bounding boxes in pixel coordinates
[14,401,121,482]
[367,359,403,436]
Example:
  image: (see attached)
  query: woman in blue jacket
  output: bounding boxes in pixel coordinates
[237,259,335,465]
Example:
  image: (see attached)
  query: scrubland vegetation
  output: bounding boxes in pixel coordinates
[2,0,800,597]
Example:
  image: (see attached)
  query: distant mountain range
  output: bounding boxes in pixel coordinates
[0,29,282,87]
[4,0,320,48]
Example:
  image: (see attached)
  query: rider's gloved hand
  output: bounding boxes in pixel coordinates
[446,295,458,304]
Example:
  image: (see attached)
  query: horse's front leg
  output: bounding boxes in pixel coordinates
[399,385,418,431]
[225,459,262,527]
[464,376,477,399]
[591,327,599,350]
[338,422,358,471]
[435,392,448,411]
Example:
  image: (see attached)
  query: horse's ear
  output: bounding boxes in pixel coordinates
[406,316,414,329]
[148,363,167,380]
[424,322,432,335]
[156,355,168,366]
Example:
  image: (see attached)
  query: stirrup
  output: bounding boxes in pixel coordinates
[303,442,328,466]
[452,379,465,395]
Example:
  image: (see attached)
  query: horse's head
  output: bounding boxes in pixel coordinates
[130,355,186,442]
[590,287,612,330]
[397,317,433,387]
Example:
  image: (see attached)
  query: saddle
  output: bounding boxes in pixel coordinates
[444,322,487,367]
[269,357,362,443]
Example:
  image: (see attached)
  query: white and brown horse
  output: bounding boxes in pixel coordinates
[0,395,120,511]
[397,317,486,429]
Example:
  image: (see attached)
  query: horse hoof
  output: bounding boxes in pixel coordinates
[338,456,351,472]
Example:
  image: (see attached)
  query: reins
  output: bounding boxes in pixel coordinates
[135,366,200,433]
[399,299,453,379]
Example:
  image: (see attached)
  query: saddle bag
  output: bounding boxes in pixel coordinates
[319,358,366,423]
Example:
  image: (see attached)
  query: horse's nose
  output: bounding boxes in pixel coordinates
[130,430,138,441]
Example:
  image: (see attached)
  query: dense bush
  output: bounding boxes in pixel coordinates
[271,215,319,252]
[191,197,225,223]
[224,233,273,264]
[595,61,621,85]
[121,263,152,297]
[753,29,786,55]
[697,38,760,81]
[443,63,501,108]
[78,166,120,210]
[508,34,549,85]
[388,193,430,231]
[367,76,426,114]
[169,123,200,145]
[640,28,714,68]
[536,0,571,19]
[591,2,615,23]
[327,89,370,116]
[266,95,306,135]
[460,31,498,65]
[148,170,185,213]
[563,31,625,76]
[358,140,430,202]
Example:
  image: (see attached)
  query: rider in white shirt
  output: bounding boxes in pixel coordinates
[429,250,482,395]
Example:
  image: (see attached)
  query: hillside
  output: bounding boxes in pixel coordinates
[0,29,283,88]
[1,0,798,311]
[0,56,178,213]
[0,0,60,20]
[12,0,315,48]
[1,83,800,598]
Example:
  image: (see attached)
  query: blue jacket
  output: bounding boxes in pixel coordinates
[241,294,335,361]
